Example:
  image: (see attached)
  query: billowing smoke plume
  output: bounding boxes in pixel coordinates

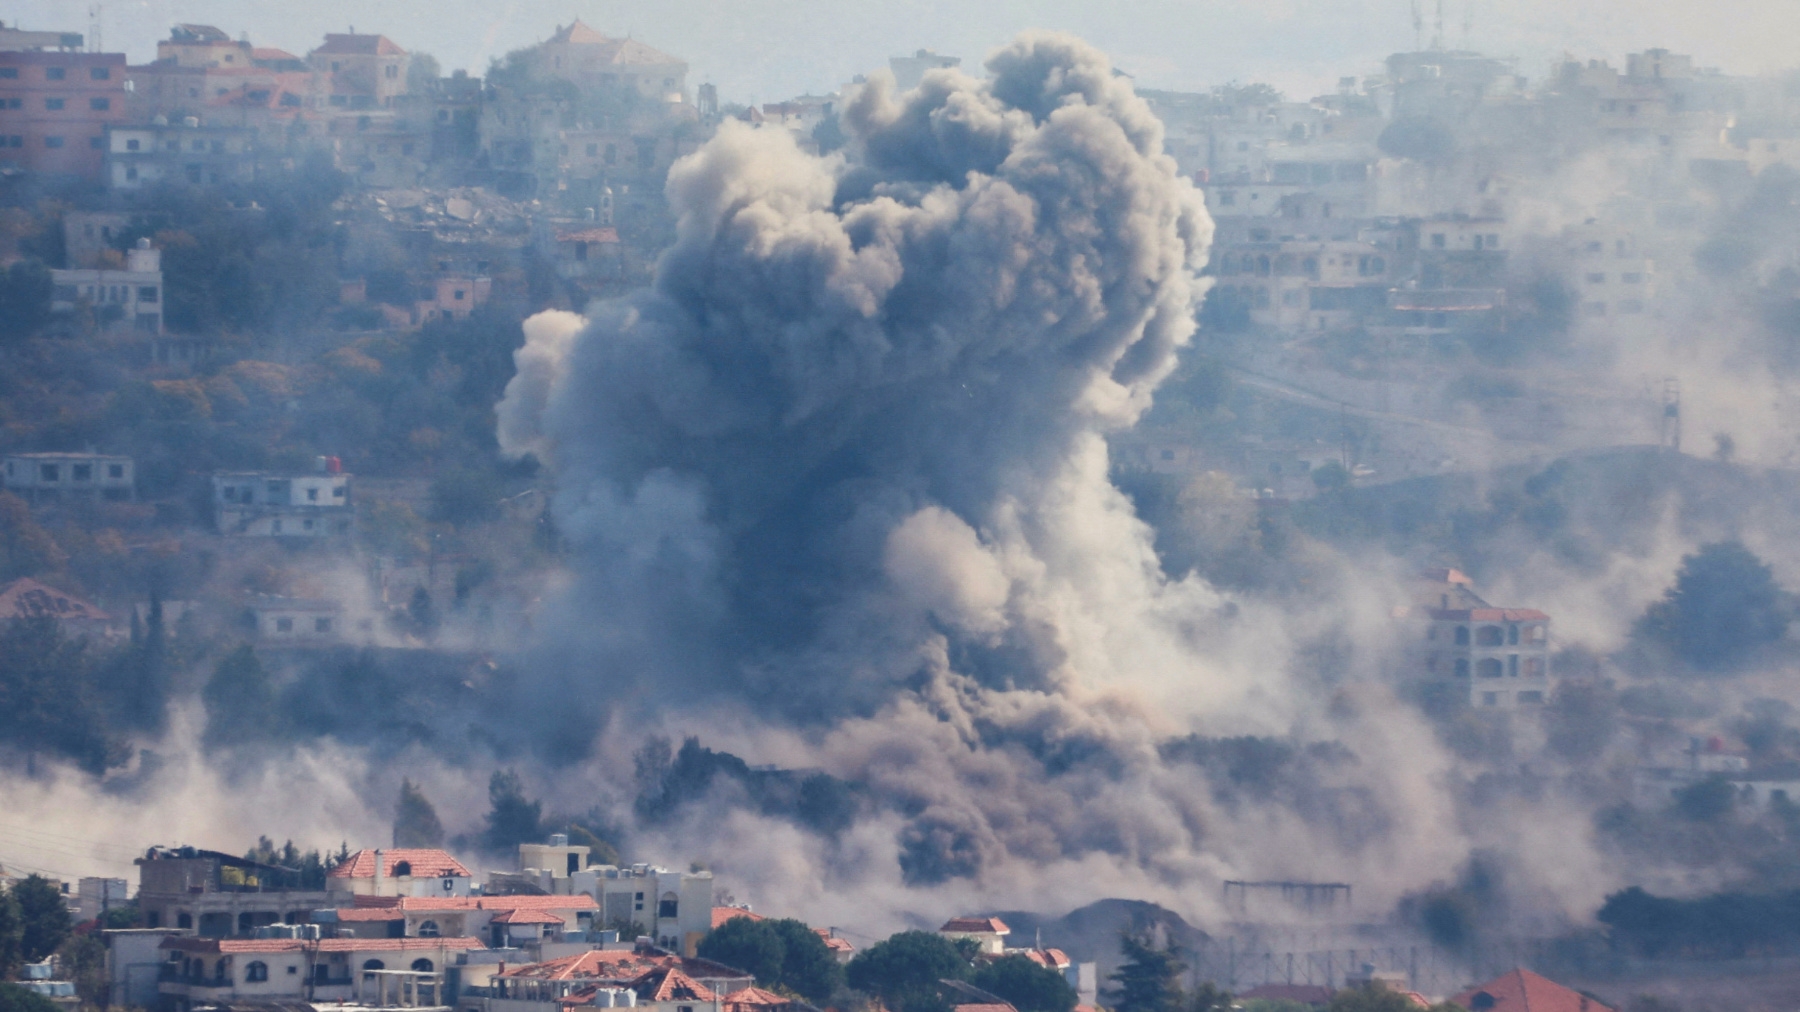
[501,32,1215,724]
[493,32,1537,924]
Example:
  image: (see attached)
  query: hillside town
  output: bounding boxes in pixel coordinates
[7,11,1800,1012]
[0,833,1614,1012]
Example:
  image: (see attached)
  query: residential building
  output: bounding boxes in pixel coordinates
[484,947,754,1012]
[158,934,482,1012]
[1451,968,1615,1012]
[326,848,475,898]
[1406,569,1553,709]
[62,210,137,267]
[212,462,353,538]
[3,452,134,501]
[570,865,713,957]
[938,916,1009,956]
[308,33,409,111]
[533,21,687,104]
[321,894,596,947]
[889,50,960,91]
[0,32,126,180]
[106,119,257,189]
[50,238,164,334]
[76,877,130,922]
[0,24,85,53]
[245,595,344,643]
[102,928,186,1008]
[134,846,332,937]
[0,578,114,638]
[534,219,624,282]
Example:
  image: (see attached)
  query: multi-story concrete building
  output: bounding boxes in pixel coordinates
[0,36,127,180]
[3,452,134,502]
[106,119,257,189]
[158,934,481,1012]
[50,238,164,334]
[212,462,353,538]
[533,21,687,104]
[134,846,332,937]
[308,33,408,111]
[1408,569,1552,709]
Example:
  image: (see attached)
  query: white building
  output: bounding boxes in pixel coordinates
[326,849,475,899]
[2,452,133,502]
[212,461,353,537]
[889,49,959,91]
[105,119,257,190]
[49,238,162,334]
[245,595,343,643]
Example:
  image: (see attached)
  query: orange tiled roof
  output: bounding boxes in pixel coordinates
[163,936,483,954]
[548,20,611,45]
[632,966,717,1003]
[814,928,853,953]
[1016,949,1069,969]
[714,906,766,929]
[724,987,791,1010]
[940,917,1010,934]
[327,849,471,879]
[491,908,568,925]
[1451,969,1615,1012]
[499,950,671,981]
[954,1004,1015,1012]
[334,907,406,922]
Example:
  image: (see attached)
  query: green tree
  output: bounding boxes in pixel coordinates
[1638,541,1789,670]
[0,887,22,978]
[0,259,52,341]
[768,918,845,1004]
[846,930,969,1012]
[14,875,69,962]
[698,916,786,987]
[0,617,117,773]
[0,493,65,581]
[1110,935,1187,1012]
[201,645,279,747]
[0,983,60,1012]
[394,778,446,847]
[969,955,1077,1012]
[53,931,107,1007]
[481,769,543,854]
[1186,982,1234,1012]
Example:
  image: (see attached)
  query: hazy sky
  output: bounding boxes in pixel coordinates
[12,0,1800,106]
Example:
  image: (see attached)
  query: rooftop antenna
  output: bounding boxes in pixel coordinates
[87,2,101,52]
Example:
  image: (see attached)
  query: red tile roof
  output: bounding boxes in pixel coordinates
[940,917,1010,934]
[327,849,471,879]
[714,906,766,929]
[499,950,671,981]
[0,578,111,623]
[548,20,611,45]
[1451,969,1614,1012]
[953,1004,1015,1012]
[723,987,791,1011]
[632,966,717,1003]
[814,929,853,954]
[313,33,406,56]
[1015,949,1069,970]
[491,908,568,925]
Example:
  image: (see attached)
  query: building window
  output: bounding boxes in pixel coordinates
[0,68,15,79]
[363,960,385,971]
[418,920,440,938]
[275,617,293,632]
[72,464,91,481]
[1431,233,1445,248]
[45,136,64,148]
[1477,658,1503,678]
[1481,691,1500,706]
[39,464,58,482]
[46,67,66,80]
[126,137,140,151]
[45,98,64,110]
[1517,691,1543,704]
[246,962,268,983]
[307,487,319,501]
[109,464,123,479]
[386,65,398,79]
[1476,626,1503,646]
[90,97,109,110]
[1586,273,1606,284]
[89,136,102,148]
[658,893,678,919]
[139,286,158,303]
[314,617,331,633]
[91,66,110,80]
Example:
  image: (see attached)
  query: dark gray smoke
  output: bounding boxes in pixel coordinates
[500,32,1211,735]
